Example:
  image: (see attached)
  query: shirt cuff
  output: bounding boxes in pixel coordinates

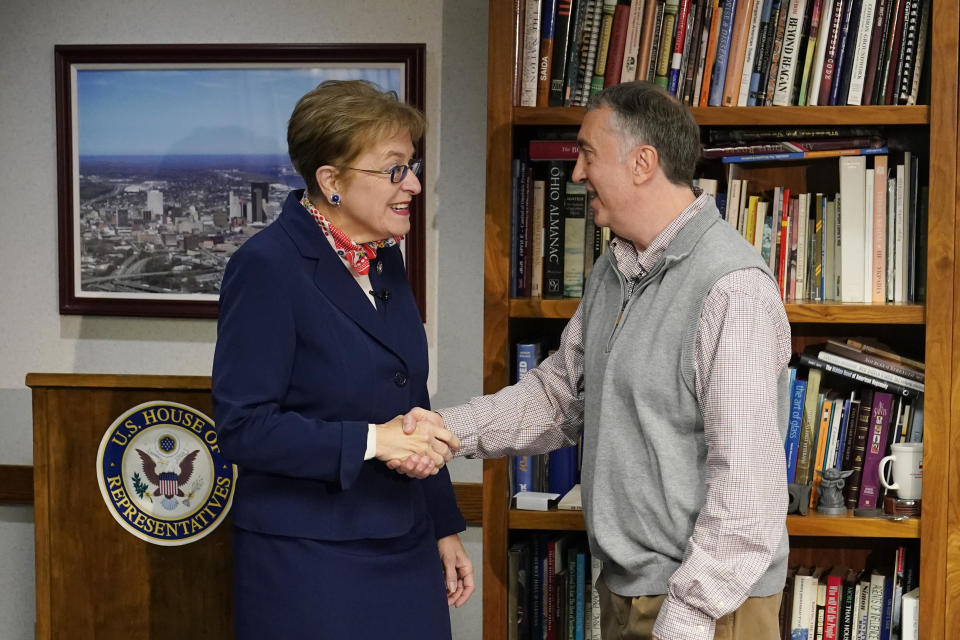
[363,423,377,460]
[435,406,476,458]
[653,595,715,640]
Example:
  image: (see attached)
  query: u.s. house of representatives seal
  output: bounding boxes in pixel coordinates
[96,401,236,546]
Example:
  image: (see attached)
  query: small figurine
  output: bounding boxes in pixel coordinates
[817,468,854,515]
[787,483,811,516]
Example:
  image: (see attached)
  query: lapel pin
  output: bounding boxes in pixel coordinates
[377,262,383,274]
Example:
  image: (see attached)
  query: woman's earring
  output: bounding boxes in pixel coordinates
[330,194,340,207]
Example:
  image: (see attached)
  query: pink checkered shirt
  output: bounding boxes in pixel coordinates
[440,193,791,640]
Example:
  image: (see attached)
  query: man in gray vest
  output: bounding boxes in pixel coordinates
[399,81,791,640]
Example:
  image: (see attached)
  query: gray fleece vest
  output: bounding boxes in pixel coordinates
[580,200,790,598]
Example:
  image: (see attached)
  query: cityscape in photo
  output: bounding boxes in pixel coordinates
[74,65,403,298]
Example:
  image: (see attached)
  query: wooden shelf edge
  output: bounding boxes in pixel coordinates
[510,298,925,324]
[25,372,213,390]
[507,508,919,538]
[513,105,930,127]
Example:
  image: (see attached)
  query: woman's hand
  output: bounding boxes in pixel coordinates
[375,415,459,475]
[437,534,475,608]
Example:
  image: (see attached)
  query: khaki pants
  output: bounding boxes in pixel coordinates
[597,576,782,640]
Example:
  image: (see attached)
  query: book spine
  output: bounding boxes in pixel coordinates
[772,0,808,105]
[655,1,680,87]
[539,0,559,106]
[799,353,918,398]
[722,0,755,105]
[562,183,587,297]
[807,0,835,104]
[817,0,846,105]
[669,0,694,94]
[857,391,894,509]
[828,0,859,105]
[543,161,567,298]
[798,0,826,105]
[720,147,887,163]
[530,140,582,160]
[785,373,807,483]
[699,0,725,105]
[872,0,901,104]
[817,351,924,391]
[522,1,545,106]
[906,0,929,104]
[576,0,604,105]
[636,0,662,80]
[880,0,907,104]
[738,0,768,105]
[895,0,920,104]
[709,0,738,105]
[620,0,647,82]
[683,0,709,103]
[591,0,619,95]
[562,0,589,105]
[549,0,575,106]
[845,0,877,104]
[604,3,632,87]
[762,0,790,104]
[860,0,888,104]
[646,1,668,82]
[844,390,873,507]
[531,180,546,298]
[748,0,777,105]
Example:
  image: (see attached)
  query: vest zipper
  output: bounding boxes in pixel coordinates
[605,260,666,352]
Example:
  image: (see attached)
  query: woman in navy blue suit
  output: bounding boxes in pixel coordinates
[212,80,473,639]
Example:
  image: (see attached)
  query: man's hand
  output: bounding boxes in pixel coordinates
[375,415,458,478]
[437,534,475,608]
[386,408,457,477]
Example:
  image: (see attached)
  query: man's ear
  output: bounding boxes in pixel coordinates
[630,144,659,185]
[314,165,341,203]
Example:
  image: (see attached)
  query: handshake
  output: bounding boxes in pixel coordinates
[375,408,458,479]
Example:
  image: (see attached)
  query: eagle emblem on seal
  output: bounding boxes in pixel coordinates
[136,435,200,511]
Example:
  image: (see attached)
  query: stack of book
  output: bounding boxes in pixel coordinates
[697,142,925,304]
[516,0,931,109]
[511,140,608,299]
[508,533,600,640]
[782,546,919,640]
[784,339,924,513]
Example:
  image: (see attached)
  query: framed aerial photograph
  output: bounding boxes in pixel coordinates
[55,43,426,319]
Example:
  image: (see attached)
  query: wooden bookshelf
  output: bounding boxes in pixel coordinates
[510,297,924,324]
[514,105,930,127]
[482,1,959,638]
[507,508,920,539]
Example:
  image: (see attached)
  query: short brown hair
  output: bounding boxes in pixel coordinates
[287,80,425,198]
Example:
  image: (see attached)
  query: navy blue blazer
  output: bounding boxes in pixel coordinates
[212,190,464,542]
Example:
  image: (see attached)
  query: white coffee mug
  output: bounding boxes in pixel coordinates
[879,442,923,500]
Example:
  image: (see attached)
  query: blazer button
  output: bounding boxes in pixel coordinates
[394,372,407,387]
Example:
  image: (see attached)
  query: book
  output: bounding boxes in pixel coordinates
[557,483,583,510]
[843,389,873,508]
[807,0,834,104]
[668,0,694,94]
[538,0,559,106]
[772,0,809,105]
[604,2,631,87]
[562,0,591,105]
[857,390,894,509]
[861,0,890,104]
[831,0,863,105]
[699,0,725,105]
[543,161,568,298]
[785,369,806,482]
[763,0,791,104]
[845,0,877,104]
[563,182,587,297]
[655,1,681,88]
[709,0,739,105]
[822,339,924,382]
[839,154,867,302]
[702,135,884,158]
[720,146,888,163]
[900,587,919,640]
[636,0,662,81]
[620,0,648,82]
[515,340,545,494]
[798,352,920,399]
[521,0,545,106]
[796,367,824,485]
[549,0,576,106]
[508,542,531,640]
[591,0,619,95]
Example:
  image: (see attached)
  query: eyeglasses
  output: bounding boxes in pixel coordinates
[347,159,423,184]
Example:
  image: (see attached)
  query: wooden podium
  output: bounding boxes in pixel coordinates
[27,374,233,639]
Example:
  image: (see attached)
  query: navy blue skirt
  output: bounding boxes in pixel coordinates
[233,518,451,639]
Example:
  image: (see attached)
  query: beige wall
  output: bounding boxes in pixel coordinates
[0,0,488,636]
